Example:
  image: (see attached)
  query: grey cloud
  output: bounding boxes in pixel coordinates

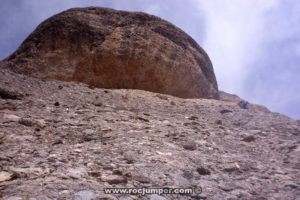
[197,0,300,119]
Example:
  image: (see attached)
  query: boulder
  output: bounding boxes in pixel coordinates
[1,7,219,99]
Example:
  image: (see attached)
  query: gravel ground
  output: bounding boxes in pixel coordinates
[0,69,299,200]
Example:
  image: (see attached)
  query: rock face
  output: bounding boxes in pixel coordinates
[0,7,219,99]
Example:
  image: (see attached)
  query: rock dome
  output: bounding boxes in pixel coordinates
[1,7,219,99]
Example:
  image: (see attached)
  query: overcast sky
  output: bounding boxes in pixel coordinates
[1,0,299,119]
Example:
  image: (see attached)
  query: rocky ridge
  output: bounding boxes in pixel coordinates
[0,68,299,200]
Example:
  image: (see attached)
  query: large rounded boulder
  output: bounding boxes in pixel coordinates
[1,7,219,99]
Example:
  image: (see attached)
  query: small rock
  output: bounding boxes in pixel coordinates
[47,154,57,163]
[9,167,45,179]
[83,129,96,141]
[223,163,240,173]
[132,174,151,184]
[230,189,251,199]
[156,151,172,156]
[123,152,136,164]
[233,122,241,126]
[118,196,134,200]
[183,121,199,126]
[220,109,232,114]
[156,94,168,100]
[136,116,149,122]
[52,139,63,145]
[149,194,167,200]
[103,163,117,170]
[3,114,20,122]
[59,190,70,195]
[112,169,123,175]
[182,171,193,179]
[196,179,217,187]
[36,195,52,200]
[18,118,46,128]
[93,101,103,107]
[182,141,197,151]
[4,197,23,200]
[35,119,46,128]
[67,168,87,179]
[74,149,83,153]
[161,120,171,125]
[123,171,132,178]
[248,130,262,134]
[58,85,63,89]
[219,182,236,191]
[215,120,222,125]
[83,135,95,142]
[0,88,23,100]
[284,182,298,189]
[242,135,256,142]
[19,118,35,127]
[0,171,16,182]
[188,116,198,120]
[224,194,238,200]
[84,129,94,135]
[102,127,113,132]
[88,85,95,89]
[97,194,118,200]
[54,102,60,106]
[88,171,102,178]
[196,166,211,175]
[102,175,127,184]
[74,190,96,200]
[0,101,17,111]
[191,195,207,200]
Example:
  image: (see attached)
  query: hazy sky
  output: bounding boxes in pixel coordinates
[1,0,299,119]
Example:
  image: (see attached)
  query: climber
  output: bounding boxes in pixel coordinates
[238,100,249,109]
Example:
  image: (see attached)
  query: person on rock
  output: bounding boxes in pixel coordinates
[238,100,249,109]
